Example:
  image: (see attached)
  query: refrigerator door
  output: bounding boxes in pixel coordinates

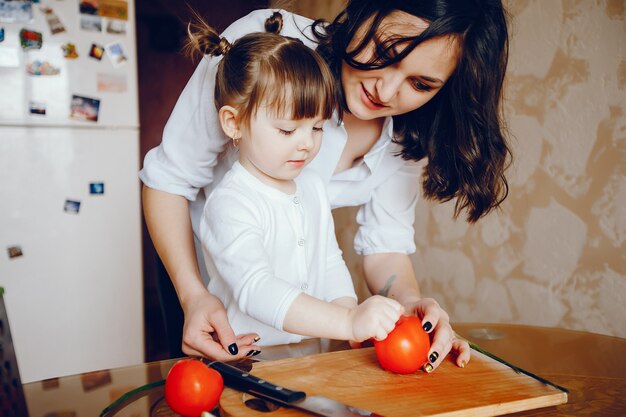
[0,0,138,127]
[0,126,143,383]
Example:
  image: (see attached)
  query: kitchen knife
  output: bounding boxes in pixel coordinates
[207,360,385,417]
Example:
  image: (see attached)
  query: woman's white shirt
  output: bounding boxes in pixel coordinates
[201,162,357,346]
[139,8,423,258]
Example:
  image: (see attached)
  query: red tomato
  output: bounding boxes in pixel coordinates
[374,315,431,374]
[165,358,224,417]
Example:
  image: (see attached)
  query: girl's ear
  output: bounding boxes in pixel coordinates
[218,105,241,140]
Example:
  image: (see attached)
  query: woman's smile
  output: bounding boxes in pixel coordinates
[361,83,386,110]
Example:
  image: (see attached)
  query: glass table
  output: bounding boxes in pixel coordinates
[19,324,626,416]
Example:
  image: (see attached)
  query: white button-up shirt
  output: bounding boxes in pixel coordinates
[201,162,357,345]
[139,9,423,263]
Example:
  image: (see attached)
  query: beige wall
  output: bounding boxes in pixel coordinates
[274,0,345,21]
[289,0,626,338]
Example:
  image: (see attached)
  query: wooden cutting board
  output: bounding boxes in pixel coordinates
[219,347,567,417]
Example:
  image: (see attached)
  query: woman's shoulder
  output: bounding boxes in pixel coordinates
[223,9,319,48]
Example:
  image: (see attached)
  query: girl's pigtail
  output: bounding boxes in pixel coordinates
[184,13,231,60]
[264,11,284,34]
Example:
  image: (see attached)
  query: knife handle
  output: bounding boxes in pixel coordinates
[209,361,305,403]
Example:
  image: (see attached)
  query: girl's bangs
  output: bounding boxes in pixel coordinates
[250,52,336,121]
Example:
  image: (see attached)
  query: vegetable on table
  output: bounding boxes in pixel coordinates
[165,358,224,417]
[374,315,431,374]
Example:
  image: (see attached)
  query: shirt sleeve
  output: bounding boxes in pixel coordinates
[304,173,357,303]
[354,160,423,255]
[201,189,302,330]
[139,9,306,201]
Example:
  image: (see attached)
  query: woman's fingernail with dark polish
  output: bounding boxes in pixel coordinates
[251,350,261,356]
[246,350,255,357]
[423,363,434,373]
[429,352,439,363]
[253,336,261,342]
[228,343,238,355]
[422,321,432,332]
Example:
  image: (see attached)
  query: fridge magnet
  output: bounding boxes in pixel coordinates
[41,377,60,390]
[7,246,23,259]
[26,60,60,75]
[69,94,100,122]
[0,46,19,67]
[98,0,127,21]
[89,182,105,195]
[80,370,112,392]
[41,7,65,35]
[105,41,126,67]
[63,199,81,214]
[19,28,43,50]
[29,100,46,115]
[89,42,104,60]
[79,0,99,16]
[80,14,102,32]
[61,42,78,59]
[0,0,33,24]
[106,19,126,35]
[97,72,126,92]
[0,27,4,42]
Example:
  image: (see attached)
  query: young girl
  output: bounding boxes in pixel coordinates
[141,0,509,371]
[189,13,404,347]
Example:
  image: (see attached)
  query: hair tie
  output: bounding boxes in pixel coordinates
[218,37,231,56]
[264,11,283,34]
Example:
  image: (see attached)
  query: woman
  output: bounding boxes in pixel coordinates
[140,0,509,372]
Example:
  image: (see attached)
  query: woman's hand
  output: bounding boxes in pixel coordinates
[142,187,260,359]
[361,253,469,372]
[181,291,260,361]
[406,297,470,372]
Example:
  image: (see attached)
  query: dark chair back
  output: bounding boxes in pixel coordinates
[0,287,29,416]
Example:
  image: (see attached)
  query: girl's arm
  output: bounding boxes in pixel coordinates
[282,293,403,342]
[142,186,259,360]
[363,252,471,370]
[330,296,358,309]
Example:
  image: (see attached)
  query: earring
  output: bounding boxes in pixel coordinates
[232,136,240,148]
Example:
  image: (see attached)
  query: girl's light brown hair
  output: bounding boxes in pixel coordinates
[185,11,338,128]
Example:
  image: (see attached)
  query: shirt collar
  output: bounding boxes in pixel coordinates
[363,116,395,166]
[231,161,300,201]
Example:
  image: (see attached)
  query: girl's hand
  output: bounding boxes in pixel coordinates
[181,291,260,361]
[406,298,470,372]
[348,295,404,342]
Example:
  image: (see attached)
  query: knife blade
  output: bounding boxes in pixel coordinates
[206,360,384,417]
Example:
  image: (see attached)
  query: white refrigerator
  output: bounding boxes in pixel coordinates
[0,0,143,383]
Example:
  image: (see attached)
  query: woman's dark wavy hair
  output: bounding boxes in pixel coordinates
[312,0,511,222]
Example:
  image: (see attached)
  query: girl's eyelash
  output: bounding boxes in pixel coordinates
[279,126,324,134]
